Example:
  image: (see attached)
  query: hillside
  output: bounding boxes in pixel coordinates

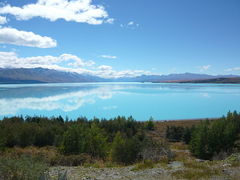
[177,77,240,84]
[0,68,239,84]
[0,68,105,83]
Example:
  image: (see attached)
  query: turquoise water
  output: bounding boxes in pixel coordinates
[0,83,239,120]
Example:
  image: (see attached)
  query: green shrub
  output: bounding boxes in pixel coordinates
[190,111,240,160]
[0,115,150,164]
[60,123,107,158]
[166,125,195,144]
[145,117,155,130]
[110,132,143,164]
[110,132,126,163]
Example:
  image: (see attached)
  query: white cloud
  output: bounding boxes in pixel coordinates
[105,18,114,24]
[0,27,57,48]
[60,54,95,67]
[100,55,117,59]
[0,51,152,78]
[95,65,151,78]
[0,51,93,69]
[225,67,240,72]
[0,0,113,25]
[127,21,134,26]
[98,65,113,71]
[121,21,139,29]
[0,16,7,24]
[199,65,211,72]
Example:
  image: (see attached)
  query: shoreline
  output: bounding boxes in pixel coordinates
[155,117,219,122]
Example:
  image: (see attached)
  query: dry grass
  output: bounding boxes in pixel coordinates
[169,142,224,180]
[172,169,220,180]
[155,119,202,136]
[132,160,155,171]
[172,159,222,179]
[170,142,189,151]
[174,150,194,162]
[2,146,58,161]
[230,161,240,167]
[1,146,93,166]
[231,171,240,180]
[83,159,123,168]
[224,153,240,167]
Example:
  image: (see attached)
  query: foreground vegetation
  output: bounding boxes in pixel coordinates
[165,111,240,160]
[0,116,171,179]
[0,112,240,179]
[0,116,165,163]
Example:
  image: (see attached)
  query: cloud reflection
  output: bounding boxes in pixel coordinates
[201,93,211,98]
[0,85,119,116]
[0,83,239,119]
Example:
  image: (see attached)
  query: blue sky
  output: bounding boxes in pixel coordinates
[0,0,240,77]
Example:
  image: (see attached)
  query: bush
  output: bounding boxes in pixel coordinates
[60,123,107,158]
[110,132,143,164]
[190,111,240,160]
[60,125,80,155]
[0,155,48,180]
[0,116,64,148]
[166,125,195,144]
[50,154,92,166]
[2,146,58,165]
[139,138,173,162]
[0,115,155,165]
[110,132,127,163]
[145,117,154,130]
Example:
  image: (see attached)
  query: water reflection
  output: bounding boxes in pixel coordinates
[0,83,240,120]
[0,84,120,116]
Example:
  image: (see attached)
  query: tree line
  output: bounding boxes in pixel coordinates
[0,116,164,164]
[2,111,239,162]
[166,111,240,160]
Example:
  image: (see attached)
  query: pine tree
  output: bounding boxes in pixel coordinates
[110,132,126,163]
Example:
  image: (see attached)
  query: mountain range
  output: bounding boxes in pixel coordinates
[0,68,239,84]
[0,68,104,83]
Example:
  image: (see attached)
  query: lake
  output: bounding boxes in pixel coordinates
[0,82,239,120]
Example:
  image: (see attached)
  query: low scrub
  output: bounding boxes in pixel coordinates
[0,155,48,180]
[132,160,155,171]
[172,168,220,180]
[50,154,92,166]
[139,139,173,162]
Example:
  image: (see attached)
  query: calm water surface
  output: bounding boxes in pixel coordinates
[0,83,239,120]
